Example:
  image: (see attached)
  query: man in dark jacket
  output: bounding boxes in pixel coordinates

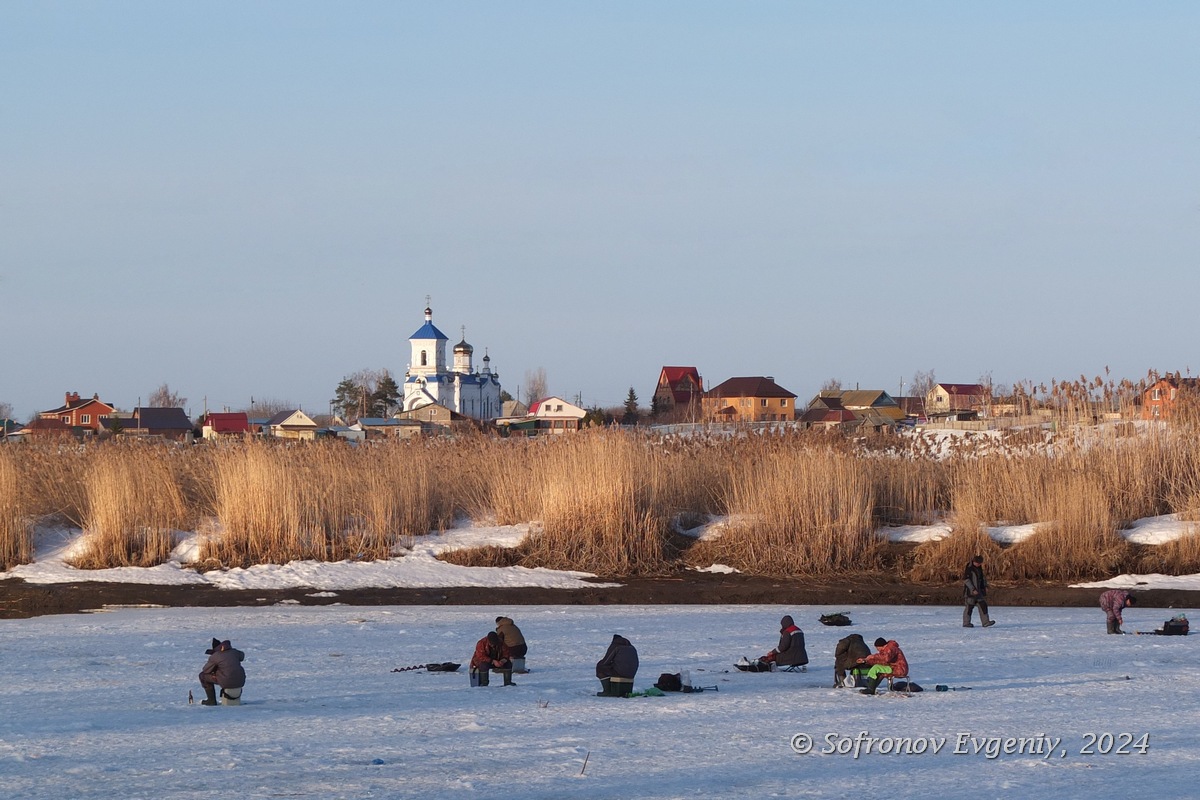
[763,615,809,669]
[199,638,246,706]
[963,555,996,628]
[833,633,870,688]
[595,634,638,696]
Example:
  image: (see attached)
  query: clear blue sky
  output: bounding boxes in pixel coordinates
[2,2,1197,420]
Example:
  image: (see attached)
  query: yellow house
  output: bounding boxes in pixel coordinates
[702,376,797,423]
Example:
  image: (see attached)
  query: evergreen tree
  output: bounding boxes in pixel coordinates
[372,371,401,417]
[331,378,366,421]
[622,387,640,426]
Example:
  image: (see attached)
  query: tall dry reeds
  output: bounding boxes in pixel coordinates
[518,431,671,576]
[4,418,1200,581]
[1004,472,1131,581]
[688,442,881,576]
[72,444,189,569]
[0,450,32,569]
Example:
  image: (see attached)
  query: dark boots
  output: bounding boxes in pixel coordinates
[201,683,218,705]
[859,676,881,695]
[597,677,612,696]
[501,670,515,686]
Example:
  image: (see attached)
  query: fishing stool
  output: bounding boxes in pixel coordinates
[220,687,243,706]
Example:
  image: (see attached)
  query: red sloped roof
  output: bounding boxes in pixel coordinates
[660,366,700,385]
[204,412,250,433]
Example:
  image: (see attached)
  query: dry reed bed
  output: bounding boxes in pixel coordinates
[1,424,1200,581]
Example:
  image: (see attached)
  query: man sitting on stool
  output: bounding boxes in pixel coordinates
[855,637,908,695]
[199,638,246,706]
[470,632,514,686]
[596,634,639,696]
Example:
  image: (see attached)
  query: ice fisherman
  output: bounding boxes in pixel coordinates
[470,632,514,686]
[855,637,908,695]
[1100,588,1136,634]
[595,634,639,696]
[963,555,996,628]
[198,638,246,706]
[833,632,870,688]
[761,614,809,670]
[495,616,528,672]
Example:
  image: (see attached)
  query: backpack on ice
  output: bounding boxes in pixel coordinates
[819,613,852,626]
[655,673,683,691]
[1158,615,1189,636]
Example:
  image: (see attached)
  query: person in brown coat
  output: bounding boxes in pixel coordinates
[833,633,870,688]
[495,616,528,672]
[470,632,514,686]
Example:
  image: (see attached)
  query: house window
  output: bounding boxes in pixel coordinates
[1171,389,1177,400]
[61,415,70,424]
[81,414,90,424]
[781,399,788,407]
[761,399,768,407]
[1153,388,1161,400]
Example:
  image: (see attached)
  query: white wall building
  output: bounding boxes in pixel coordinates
[402,305,503,420]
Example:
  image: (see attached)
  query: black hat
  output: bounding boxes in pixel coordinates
[205,637,221,654]
[972,555,984,564]
[874,637,888,647]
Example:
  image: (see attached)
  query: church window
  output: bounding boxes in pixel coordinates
[421,350,428,366]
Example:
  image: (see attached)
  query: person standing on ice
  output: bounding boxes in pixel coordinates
[963,555,996,628]
[198,638,246,706]
[761,614,808,669]
[1100,588,1137,634]
[495,616,527,672]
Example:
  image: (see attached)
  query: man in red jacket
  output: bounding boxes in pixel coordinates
[856,638,908,695]
[470,632,514,686]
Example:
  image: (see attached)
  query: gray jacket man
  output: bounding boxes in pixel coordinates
[199,638,246,706]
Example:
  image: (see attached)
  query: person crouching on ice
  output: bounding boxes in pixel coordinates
[199,638,246,706]
[470,632,514,686]
[761,614,808,670]
[855,637,908,695]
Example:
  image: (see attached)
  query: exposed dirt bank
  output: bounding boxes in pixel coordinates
[2,573,1196,620]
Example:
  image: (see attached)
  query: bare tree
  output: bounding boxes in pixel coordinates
[148,384,187,408]
[524,367,548,403]
[910,369,937,400]
[820,378,842,393]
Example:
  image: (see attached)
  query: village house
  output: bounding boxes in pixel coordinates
[37,391,116,435]
[199,411,251,439]
[1142,374,1200,420]
[925,383,990,416]
[799,389,902,432]
[652,366,703,418]
[102,407,194,441]
[265,409,320,440]
[702,377,797,423]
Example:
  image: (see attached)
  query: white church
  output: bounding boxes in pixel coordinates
[401,304,503,420]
